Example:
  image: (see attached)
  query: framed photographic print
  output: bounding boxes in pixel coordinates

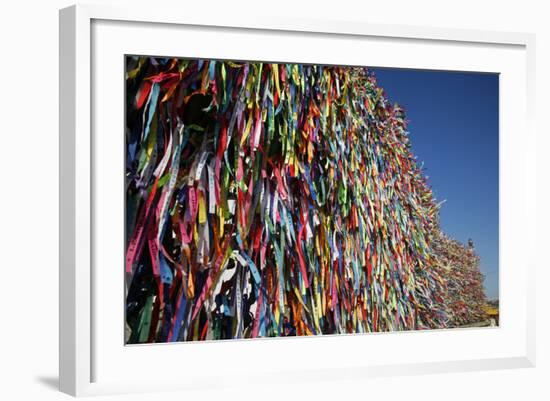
[59,4,536,396]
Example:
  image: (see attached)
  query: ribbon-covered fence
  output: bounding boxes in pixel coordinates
[124,57,486,343]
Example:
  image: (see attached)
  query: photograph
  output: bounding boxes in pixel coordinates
[1,0,543,398]
[124,56,499,344]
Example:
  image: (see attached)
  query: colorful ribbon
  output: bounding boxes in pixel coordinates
[124,56,487,343]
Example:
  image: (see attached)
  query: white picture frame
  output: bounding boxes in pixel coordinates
[59,3,536,397]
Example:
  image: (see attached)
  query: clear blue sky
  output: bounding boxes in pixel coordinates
[370,68,499,300]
